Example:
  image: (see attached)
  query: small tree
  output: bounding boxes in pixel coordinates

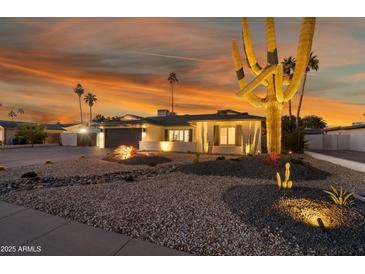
[15,124,47,147]
[8,110,17,120]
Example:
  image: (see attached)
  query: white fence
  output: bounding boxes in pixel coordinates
[305,134,365,152]
[60,133,77,146]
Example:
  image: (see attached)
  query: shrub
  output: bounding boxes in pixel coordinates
[324,186,354,206]
[282,127,306,153]
[216,156,225,161]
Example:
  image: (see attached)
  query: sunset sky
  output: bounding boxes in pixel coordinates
[0,17,364,126]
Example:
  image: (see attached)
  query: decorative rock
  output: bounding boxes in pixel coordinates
[21,171,38,179]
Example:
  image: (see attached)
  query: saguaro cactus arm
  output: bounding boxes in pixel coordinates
[236,65,276,97]
[242,18,264,76]
[232,41,266,108]
[265,18,279,66]
[283,17,316,102]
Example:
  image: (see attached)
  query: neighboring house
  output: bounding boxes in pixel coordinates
[0,120,18,145]
[97,109,264,155]
[0,120,65,145]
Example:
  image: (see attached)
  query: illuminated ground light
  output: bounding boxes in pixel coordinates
[276,198,350,229]
[114,145,137,160]
[79,127,88,133]
[160,141,171,152]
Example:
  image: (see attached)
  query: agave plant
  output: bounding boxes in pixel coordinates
[324,186,354,206]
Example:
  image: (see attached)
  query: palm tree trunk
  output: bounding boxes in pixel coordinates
[78,95,83,124]
[296,72,308,126]
[288,100,292,117]
[171,84,174,114]
[89,106,92,124]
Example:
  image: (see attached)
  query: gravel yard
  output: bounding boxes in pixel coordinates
[1,154,365,255]
[0,159,144,182]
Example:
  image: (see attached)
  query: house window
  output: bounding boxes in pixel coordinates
[168,129,190,142]
[220,127,235,145]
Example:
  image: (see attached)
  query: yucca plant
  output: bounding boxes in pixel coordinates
[324,186,354,206]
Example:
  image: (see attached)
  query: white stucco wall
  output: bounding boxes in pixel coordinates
[96,132,105,148]
[143,125,164,141]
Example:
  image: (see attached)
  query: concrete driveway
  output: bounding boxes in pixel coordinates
[0,146,110,168]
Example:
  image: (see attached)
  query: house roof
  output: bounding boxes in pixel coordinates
[99,109,265,127]
[304,128,324,135]
[0,120,65,131]
[0,120,19,129]
[325,124,365,132]
[43,124,67,131]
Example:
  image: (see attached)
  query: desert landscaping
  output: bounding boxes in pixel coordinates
[1,150,365,255]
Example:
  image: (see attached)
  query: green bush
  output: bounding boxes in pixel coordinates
[15,123,47,147]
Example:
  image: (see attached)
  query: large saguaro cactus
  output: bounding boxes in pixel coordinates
[232,18,316,154]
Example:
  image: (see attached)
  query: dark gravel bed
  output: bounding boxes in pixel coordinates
[223,184,365,255]
[106,154,172,166]
[0,164,177,195]
[177,155,330,181]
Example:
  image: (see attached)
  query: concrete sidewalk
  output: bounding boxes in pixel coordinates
[305,150,365,173]
[0,201,188,256]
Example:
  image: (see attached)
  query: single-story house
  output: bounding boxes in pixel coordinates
[97,109,264,155]
[0,120,66,145]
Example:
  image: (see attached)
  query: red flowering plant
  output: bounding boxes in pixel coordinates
[114,145,138,160]
[264,152,281,168]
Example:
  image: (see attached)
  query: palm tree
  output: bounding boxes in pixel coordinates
[8,110,17,120]
[17,108,24,121]
[281,56,296,117]
[296,52,319,124]
[84,93,97,124]
[167,72,178,114]
[73,83,85,124]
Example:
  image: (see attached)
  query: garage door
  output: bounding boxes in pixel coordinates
[105,128,142,148]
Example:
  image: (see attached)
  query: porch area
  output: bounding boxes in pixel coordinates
[139,141,196,153]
